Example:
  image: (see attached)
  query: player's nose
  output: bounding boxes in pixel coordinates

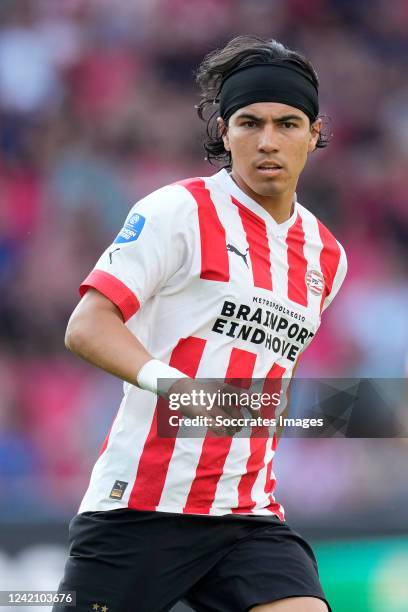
[257,124,280,153]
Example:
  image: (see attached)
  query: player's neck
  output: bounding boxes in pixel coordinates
[230,170,296,224]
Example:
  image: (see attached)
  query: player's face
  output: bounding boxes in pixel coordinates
[218,102,321,204]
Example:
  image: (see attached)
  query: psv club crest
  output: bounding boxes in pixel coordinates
[305,269,325,295]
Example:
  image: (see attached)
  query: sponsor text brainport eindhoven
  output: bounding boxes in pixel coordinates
[211,299,314,362]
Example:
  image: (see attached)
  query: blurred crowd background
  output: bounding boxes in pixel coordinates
[0,0,407,588]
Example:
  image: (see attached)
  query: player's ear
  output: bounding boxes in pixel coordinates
[308,118,321,153]
[217,117,230,151]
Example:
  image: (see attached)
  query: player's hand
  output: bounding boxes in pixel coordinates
[167,378,247,437]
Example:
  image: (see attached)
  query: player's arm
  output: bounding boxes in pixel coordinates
[65,288,152,385]
[66,288,242,436]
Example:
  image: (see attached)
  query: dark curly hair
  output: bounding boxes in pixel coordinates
[196,35,331,168]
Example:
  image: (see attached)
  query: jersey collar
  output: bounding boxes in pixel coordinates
[214,168,299,235]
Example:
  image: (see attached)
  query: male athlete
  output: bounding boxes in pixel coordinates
[55,36,347,612]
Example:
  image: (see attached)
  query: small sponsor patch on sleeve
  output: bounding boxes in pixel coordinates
[114,213,146,244]
[109,480,128,500]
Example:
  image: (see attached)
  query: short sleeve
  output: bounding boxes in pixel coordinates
[321,242,348,312]
[80,184,196,321]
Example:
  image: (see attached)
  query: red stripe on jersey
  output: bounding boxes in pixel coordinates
[178,178,229,282]
[317,221,341,312]
[128,336,206,510]
[286,213,308,307]
[80,270,140,322]
[183,348,257,514]
[232,363,285,514]
[231,196,273,290]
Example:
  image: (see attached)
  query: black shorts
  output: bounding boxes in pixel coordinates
[55,509,330,612]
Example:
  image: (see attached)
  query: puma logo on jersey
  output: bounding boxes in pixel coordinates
[227,243,249,268]
[109,248,121,264]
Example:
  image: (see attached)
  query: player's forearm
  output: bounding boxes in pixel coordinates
[65,303,152,386]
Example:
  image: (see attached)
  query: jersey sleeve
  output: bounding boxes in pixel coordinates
[79,184,196,322]
[321,242,348,312]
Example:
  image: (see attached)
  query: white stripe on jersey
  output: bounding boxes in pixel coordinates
[269,227,289,300]
[298,205,325,315]
[157,437,206,512]
[210,436,251,514]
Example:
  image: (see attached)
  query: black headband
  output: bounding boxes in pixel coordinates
[219,61,319,124]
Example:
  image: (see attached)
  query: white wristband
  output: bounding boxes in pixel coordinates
[137,359,189,396]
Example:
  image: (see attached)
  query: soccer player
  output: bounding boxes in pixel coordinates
[55,36,347,612]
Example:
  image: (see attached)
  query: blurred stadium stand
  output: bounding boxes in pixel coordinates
[0,0,407,610]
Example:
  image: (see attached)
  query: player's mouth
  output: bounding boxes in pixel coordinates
[256,162,284,176]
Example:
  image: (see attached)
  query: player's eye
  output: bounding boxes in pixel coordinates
[241,120,257,128]
[282,121,297,129]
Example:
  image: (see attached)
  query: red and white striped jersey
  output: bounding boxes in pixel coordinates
[78,169,347,518]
